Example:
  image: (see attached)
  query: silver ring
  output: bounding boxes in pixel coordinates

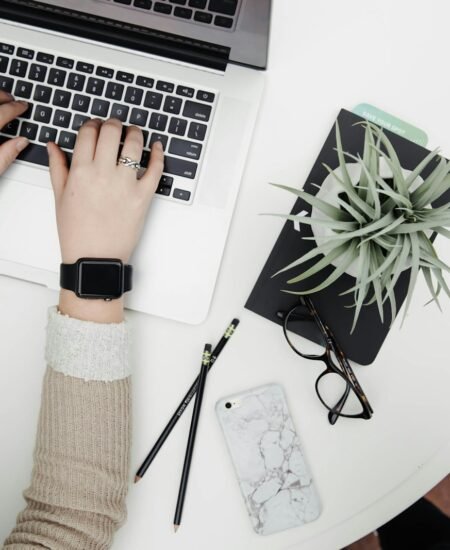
[117,156,142,171]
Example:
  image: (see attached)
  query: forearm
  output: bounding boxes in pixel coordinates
[4,307,131,550]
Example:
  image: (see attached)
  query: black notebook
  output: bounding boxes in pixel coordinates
[245,109,450,365]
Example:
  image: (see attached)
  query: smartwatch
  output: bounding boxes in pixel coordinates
[60,258,133,300]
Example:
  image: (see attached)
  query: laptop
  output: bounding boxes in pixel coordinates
[0,0,271,323]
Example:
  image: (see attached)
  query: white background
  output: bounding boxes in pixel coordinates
[1,1,450,549]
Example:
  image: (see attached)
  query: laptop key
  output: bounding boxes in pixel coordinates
[0,76,13,93]
[170,0,187,4]
[2,119,19,136]
[188,121,207,141]
[29,63,47,82]
[14,80,33,99]
[214,15,233,28]
[117,71,134,84]
[149,132,168,150]
[196,90,215,103]
[17,48,34,60]
[10,59,28,77]
[86,77,105,96]
[130,108,148,127]
[48,68,67,87]
[188,0,206,8]
[134,0,152,8]
[53,90,72,108]
[156,175,174,196]
[163,96,182,115]
[0,56,9,73]
[57,57,74,69]
[169,137,202,160]
[154,2,172,13]
[67,73,86,91]
[19,104,33,120]
[194,11,212,23]
[96,66,114,78]
[17,142,49,166]
[168,117,187,136]
[125,86,143,105]
[58,131,77,149]
[0,43,15,55]
[76,61,94,74]
[72,94,91,113]
[34,105,52,123]
[176,85,194,98]
[106,82,124,100]
[91,99,110,118]
[34,85,52,103]
[209,0,237,15]
[114,0,132,4]
[156,80,174,93]
[149,112,167,131]
[173,188,191,201]
[183,100,211,122]
[20,121,38,141]
[53,109,72,128]
[164,156,197,179]
[39,126,57,143]
[174,7,193,18]
[136,76,154,88]
[144,91,163,109]
[72,114,90,131]
[110,103,129,122]
[36,52,54,64]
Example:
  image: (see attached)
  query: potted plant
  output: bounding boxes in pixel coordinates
[271,122,450,332]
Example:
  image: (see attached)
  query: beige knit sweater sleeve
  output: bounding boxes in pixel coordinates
[3,307,132,550]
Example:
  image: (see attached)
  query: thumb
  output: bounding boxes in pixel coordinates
[47,142,69,202]
[0,136,29,176]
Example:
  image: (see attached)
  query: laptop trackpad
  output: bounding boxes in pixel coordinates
[0,177,60,272]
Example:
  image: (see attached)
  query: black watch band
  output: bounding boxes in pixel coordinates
[60,258,133,300]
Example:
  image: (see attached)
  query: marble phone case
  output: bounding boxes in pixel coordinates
[216,383,321,536]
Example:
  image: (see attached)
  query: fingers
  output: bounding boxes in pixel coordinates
[138,140,164,200]
[0,91,14,105]
[0,136,29,175]
[47,141,69,203]
[117,125,144,176]
[0,99,28,129]
[94,118,122,169]
[71,118,102,168]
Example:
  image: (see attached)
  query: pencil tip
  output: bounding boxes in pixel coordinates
[134,475,141,484]
[174,525,179,533]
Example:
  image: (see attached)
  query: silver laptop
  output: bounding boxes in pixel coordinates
[0,0,270,323]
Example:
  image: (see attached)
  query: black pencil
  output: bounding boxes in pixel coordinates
[134,318,239,483]
[173,344,211,532]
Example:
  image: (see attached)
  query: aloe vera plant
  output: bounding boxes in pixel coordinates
[271,122,450,331]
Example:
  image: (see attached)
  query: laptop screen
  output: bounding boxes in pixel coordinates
[0,0,271,70]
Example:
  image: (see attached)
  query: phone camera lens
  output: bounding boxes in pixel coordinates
[225,402,232,409]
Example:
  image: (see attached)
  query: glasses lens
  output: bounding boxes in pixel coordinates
[284,305,327,357]
[317,371,364,417]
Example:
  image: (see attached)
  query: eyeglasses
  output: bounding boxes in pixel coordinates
[277,296,373,424]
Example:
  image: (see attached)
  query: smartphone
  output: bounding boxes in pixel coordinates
[216,383,321,536]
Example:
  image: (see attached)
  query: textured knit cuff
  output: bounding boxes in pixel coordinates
[45,306,131,382]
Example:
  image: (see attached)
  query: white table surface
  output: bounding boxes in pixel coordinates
[1,1,450,548]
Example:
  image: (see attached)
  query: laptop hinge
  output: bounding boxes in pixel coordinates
[0,0,230,71]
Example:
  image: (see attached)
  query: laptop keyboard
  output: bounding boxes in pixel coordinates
[0,41,218,204]
[102,0,241,32]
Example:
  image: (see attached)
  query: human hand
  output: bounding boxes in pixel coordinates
[0,92,30,175]
[47,118,164,264]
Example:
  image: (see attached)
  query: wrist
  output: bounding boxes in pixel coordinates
[59,289,124,323]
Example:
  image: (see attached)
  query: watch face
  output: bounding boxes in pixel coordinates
[78,260,123,299]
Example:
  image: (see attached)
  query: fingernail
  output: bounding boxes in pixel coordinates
[16,137,29,152]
